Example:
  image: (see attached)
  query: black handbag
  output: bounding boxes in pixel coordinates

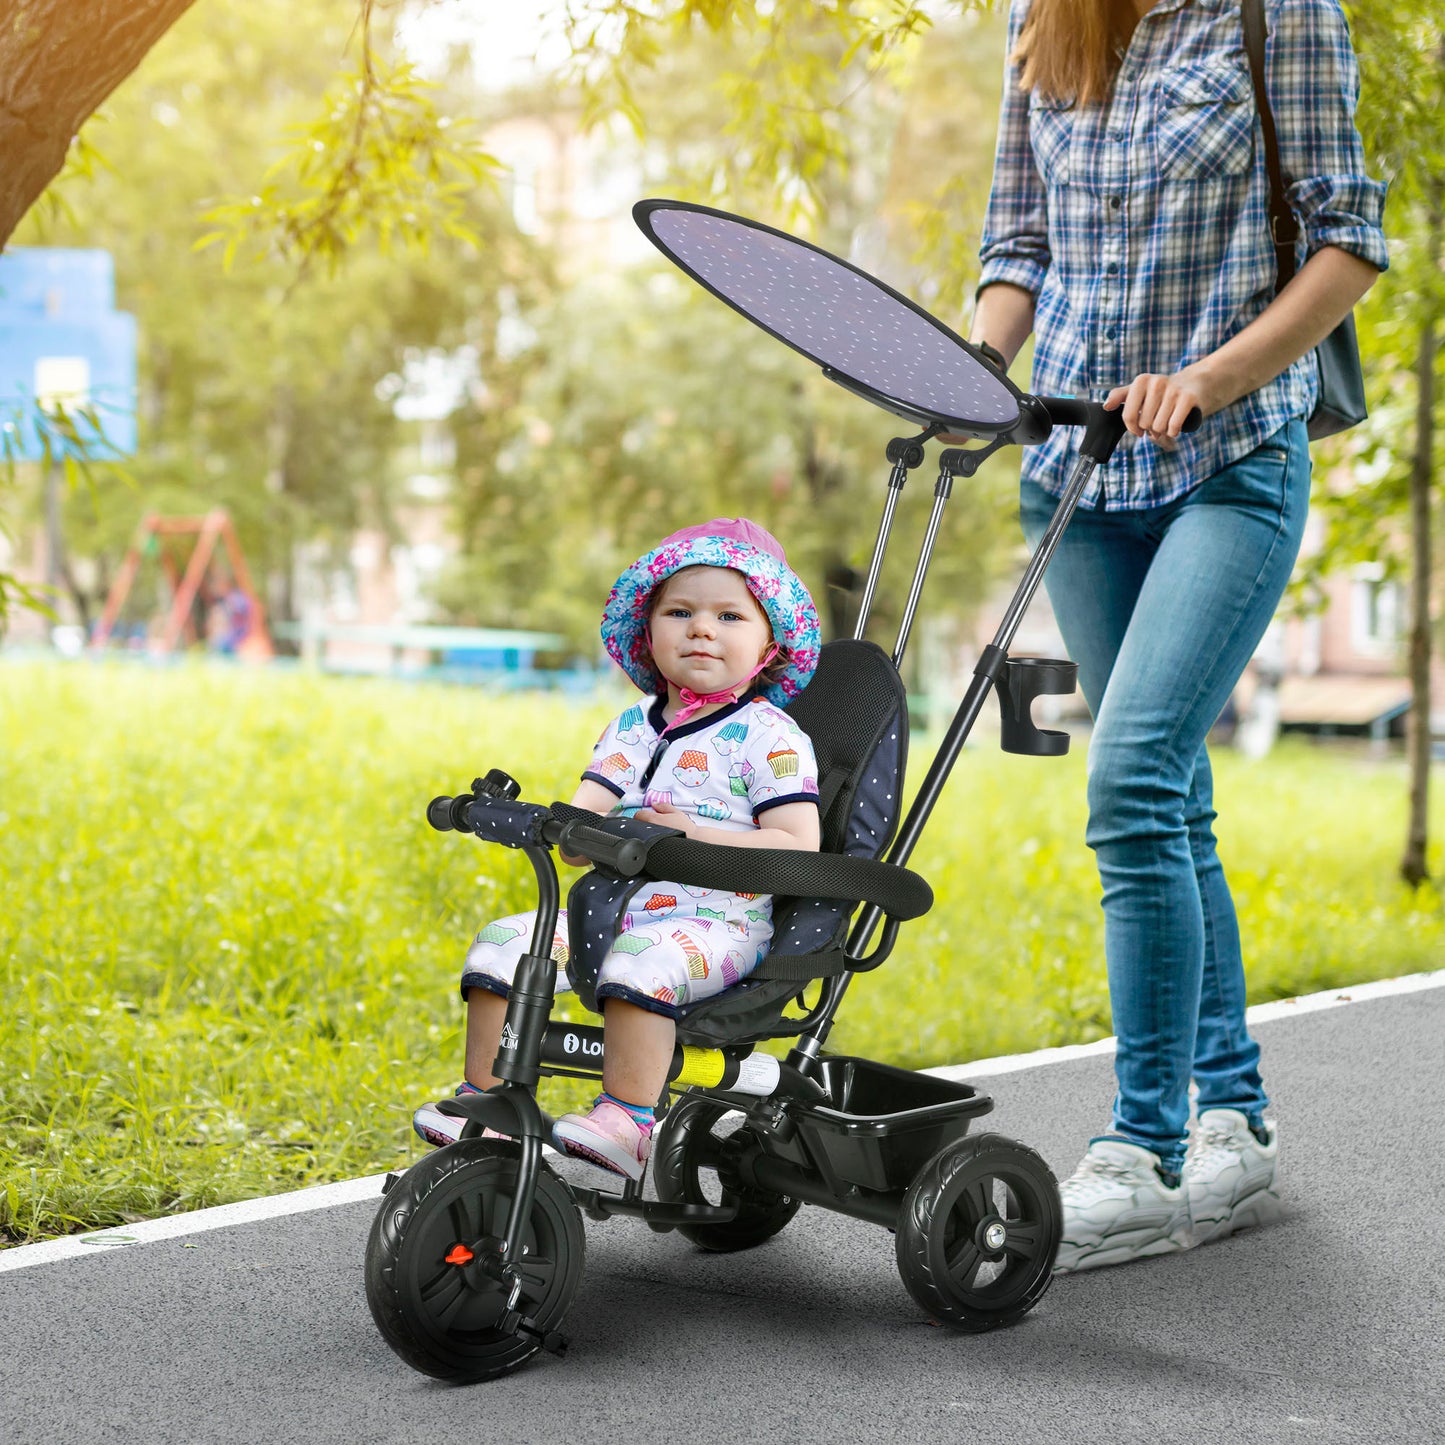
[1242,0,1368,441]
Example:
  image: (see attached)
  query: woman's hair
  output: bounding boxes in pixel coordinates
[1014,0,1138,106]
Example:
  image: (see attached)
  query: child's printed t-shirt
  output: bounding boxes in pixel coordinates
[579,693,821,990]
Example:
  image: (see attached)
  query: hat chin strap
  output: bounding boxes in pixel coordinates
[661,643,779,734]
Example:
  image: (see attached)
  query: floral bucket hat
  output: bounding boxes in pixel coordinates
[601,517,821,708]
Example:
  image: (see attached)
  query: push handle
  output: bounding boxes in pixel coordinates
[1036,397,1202,465]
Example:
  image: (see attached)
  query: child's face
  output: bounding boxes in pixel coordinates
[649,566,772,699]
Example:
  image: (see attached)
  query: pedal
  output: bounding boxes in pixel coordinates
[381,1172,400,1195]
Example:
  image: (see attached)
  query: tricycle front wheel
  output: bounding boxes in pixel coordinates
[895,1133,1060,1331]
[365,1139,585,1381]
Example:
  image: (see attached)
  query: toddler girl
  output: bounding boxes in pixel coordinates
[414,518,822,1179]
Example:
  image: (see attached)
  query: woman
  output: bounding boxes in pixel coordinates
[969,0,1387,1271]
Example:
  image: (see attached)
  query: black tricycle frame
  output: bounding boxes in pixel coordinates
[366,386,1201,1376]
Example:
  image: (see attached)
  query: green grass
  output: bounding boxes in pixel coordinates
[2,658,1441,1245]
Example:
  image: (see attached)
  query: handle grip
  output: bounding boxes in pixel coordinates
[427,794,474,832]
[1072,400,1202,464]
[1038,397,1203,434]
[554,819,650,877]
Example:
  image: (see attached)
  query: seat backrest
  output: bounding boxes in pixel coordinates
[782,637,910,859]
[676,637,910,1046]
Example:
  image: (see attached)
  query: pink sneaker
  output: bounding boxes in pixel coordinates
[553,1099,651,1181]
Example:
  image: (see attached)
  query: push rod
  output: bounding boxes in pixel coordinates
[853,461,907,640]
[891,447,1099,870]
[892,468,954,668]
[854,425,937,640]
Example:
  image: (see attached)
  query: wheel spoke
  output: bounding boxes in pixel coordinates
[511,1255,557,1303]
[419,1268,477,1327]
[448,1191,484,1245]
[1003,1220,1043,1262]
[692,1135,728,1171]
[962,1177,993,1223]
[944,1237,982,1285]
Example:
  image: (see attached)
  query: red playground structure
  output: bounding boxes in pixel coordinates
[90,510,273,659]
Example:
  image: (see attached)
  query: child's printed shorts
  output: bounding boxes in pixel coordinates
[460,905,773,1020]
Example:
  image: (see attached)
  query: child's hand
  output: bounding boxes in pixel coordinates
[635,799,695,837]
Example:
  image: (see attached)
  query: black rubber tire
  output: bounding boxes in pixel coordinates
[651,1095,802,1252]
[365,1139,585,1381]
[895,1132,1061,1332]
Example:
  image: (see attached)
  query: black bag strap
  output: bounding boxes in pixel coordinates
[1241,0,1300,287]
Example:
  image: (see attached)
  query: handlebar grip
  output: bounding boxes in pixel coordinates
[427,794,471,832]
[557,820,650,877]
[1081,401,1204,463]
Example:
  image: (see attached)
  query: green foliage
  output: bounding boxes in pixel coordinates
[7,0,536,632]
[198,56,500,277]
[1303,2,1445,584]
[562,0,943,220]
[3,661,1440,1243]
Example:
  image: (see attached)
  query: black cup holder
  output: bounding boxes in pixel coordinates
[997,656,1078,756]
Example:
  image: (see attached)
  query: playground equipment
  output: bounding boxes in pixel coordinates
[89,509,272,658]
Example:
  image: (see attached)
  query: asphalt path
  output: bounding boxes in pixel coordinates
[3,982,1442,1445]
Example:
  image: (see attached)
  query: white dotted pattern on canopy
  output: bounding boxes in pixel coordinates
[640,203,1020,433]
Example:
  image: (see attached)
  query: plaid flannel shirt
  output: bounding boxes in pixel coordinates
[978,0,1389,508]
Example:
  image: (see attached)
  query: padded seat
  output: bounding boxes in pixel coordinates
[675,638,911,1047]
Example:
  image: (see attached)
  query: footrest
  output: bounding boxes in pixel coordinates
[567,1186,740,1230]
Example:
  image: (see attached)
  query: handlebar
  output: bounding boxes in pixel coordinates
[425,779,663,877]
[425,779,931,917]
[1034,396,1202,465]
[547,818,651,877]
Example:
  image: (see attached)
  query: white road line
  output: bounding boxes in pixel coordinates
[4,967,1442,1275]
[0,1173,392,1275]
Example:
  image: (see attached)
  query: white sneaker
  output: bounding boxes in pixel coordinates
[1184,1109,1280,1245]
[1053,1139,1191,1275]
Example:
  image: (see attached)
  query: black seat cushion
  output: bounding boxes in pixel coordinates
[675,638,910,1047]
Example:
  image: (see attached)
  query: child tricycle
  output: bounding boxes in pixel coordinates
[364,201,1200,1382]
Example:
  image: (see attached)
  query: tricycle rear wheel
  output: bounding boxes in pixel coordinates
[895,1132,1060,1331]
[652,1095,802,1251]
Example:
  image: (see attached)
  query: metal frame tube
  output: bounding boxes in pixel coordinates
[791,451,1102,1060]
[892,468,954,667]
[853,460,907,639]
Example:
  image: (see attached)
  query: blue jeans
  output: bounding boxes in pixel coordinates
[1020,421,1311,1173]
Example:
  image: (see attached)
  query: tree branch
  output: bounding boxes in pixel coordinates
[0,0,200,248]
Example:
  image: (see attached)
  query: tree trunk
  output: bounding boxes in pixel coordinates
[1400,187,1441,889]
[0,0,199,248]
